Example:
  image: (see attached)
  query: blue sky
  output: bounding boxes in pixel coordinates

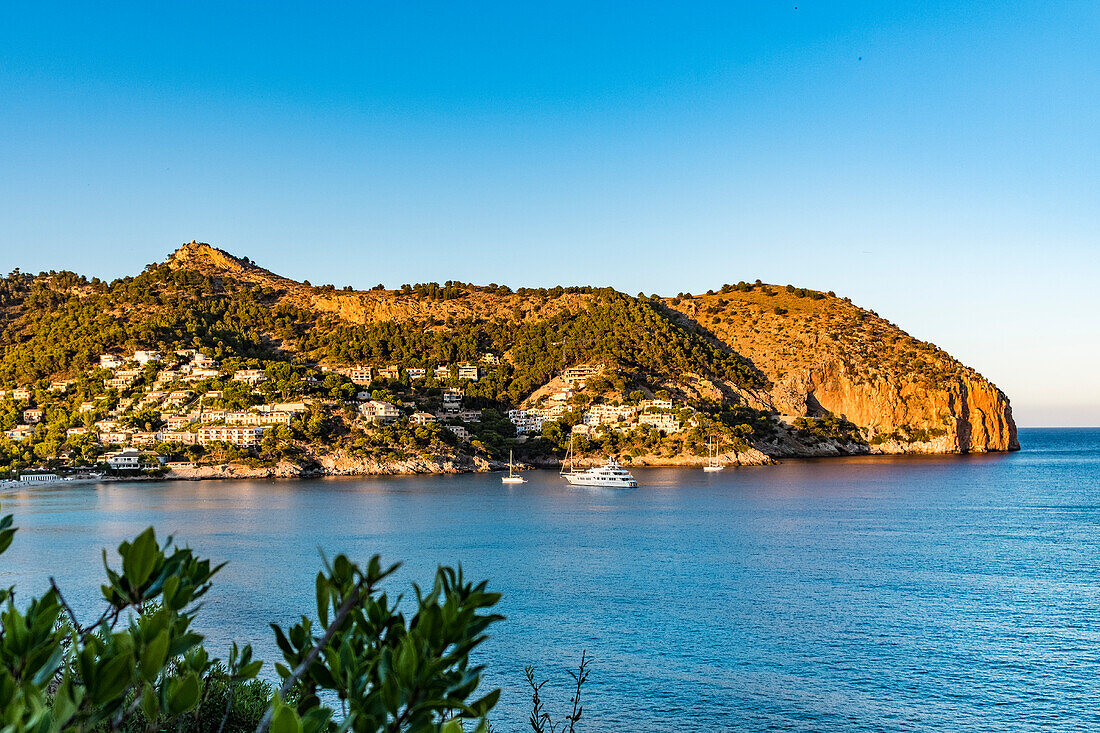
[2,2,1097,425]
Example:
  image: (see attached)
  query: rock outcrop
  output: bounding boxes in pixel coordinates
[669,286,1019,454]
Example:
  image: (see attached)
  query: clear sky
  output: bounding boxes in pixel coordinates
[2,2,1097,426]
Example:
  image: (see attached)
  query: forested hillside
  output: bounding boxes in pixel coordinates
[0,241,1017,478]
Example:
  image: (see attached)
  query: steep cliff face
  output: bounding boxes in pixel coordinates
[668,285,1018,454]
[789,357,1018,453]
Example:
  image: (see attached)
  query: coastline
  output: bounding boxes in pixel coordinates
[1,441,1023,488]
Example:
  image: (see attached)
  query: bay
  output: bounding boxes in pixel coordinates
[2,427,1099,731]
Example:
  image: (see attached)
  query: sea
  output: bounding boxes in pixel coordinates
[2,427,1098,731]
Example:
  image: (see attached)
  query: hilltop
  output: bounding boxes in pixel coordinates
[0,241,1017,478]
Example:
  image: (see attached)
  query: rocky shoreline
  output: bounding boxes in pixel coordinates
[0,440,1018,488]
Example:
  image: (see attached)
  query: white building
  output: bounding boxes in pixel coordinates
[99,355,124,369]
[134,350,162,365]
[446,425,471,441]
[442,388,463,408]
[132,432,161,446]
[410,412,436,425]
[508,409,546,435]
[359,400,400,424]
[405,367,427,380]
[198,425,266,447]
[259,402,308,414]
[19,473,59,483]
[12,387,32,401]
[638,412,682,434]
[164,390,193,407]
[225,411,293,426]
[232,369,267,383]
[23,409,43,424]
[583,404,636,427]
[457,364,479,381]
[105,449,162,470]
[160,431,198,445]
[347,367,373,385]
[166,415,196,431]
[5,425,34,440]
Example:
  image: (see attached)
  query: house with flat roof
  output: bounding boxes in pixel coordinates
[18,472,59,483]
[446,425,471,441]
[232,369,267,383]
[359,400,400,424]
[198,425,267,447]
[6,425,34,440]
[105,449,163,470]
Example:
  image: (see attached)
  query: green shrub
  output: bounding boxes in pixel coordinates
[0,505,502,733]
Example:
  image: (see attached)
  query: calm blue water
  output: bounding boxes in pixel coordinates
[3,428,1099,731]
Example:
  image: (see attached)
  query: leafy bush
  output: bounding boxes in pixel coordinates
[0,505,502,733]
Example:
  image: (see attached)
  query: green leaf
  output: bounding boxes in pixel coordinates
[31,645,64,686]
[239,660,263,679]
[316,572,329,627]
[272,624,295,655]
[93,652,134,703]
[141,681,159,723]
[141,630,169,682]
[270,704,302,733]
[166,632,204,658]
[167,672,200,715]
[468,688,501,716]
[122,527,159,590]
[0,526,16,556]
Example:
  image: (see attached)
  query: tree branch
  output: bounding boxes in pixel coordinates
[49,577,81,632]
[254,576,371,733]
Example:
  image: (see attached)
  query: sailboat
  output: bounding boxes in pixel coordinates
[703,436,724,472]
[501,449,527,484]
[560,432,638,488]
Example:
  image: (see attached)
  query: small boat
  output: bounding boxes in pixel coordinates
[560,434,637,488]
[703,435,724,472]
[501,450,527,484]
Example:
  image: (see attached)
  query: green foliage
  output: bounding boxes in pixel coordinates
[791,414,864,444]
[0,504,502,733]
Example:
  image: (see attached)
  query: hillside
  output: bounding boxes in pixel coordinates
[0,241,1017,477]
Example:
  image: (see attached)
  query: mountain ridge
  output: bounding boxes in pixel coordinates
[0,241,1018,457]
